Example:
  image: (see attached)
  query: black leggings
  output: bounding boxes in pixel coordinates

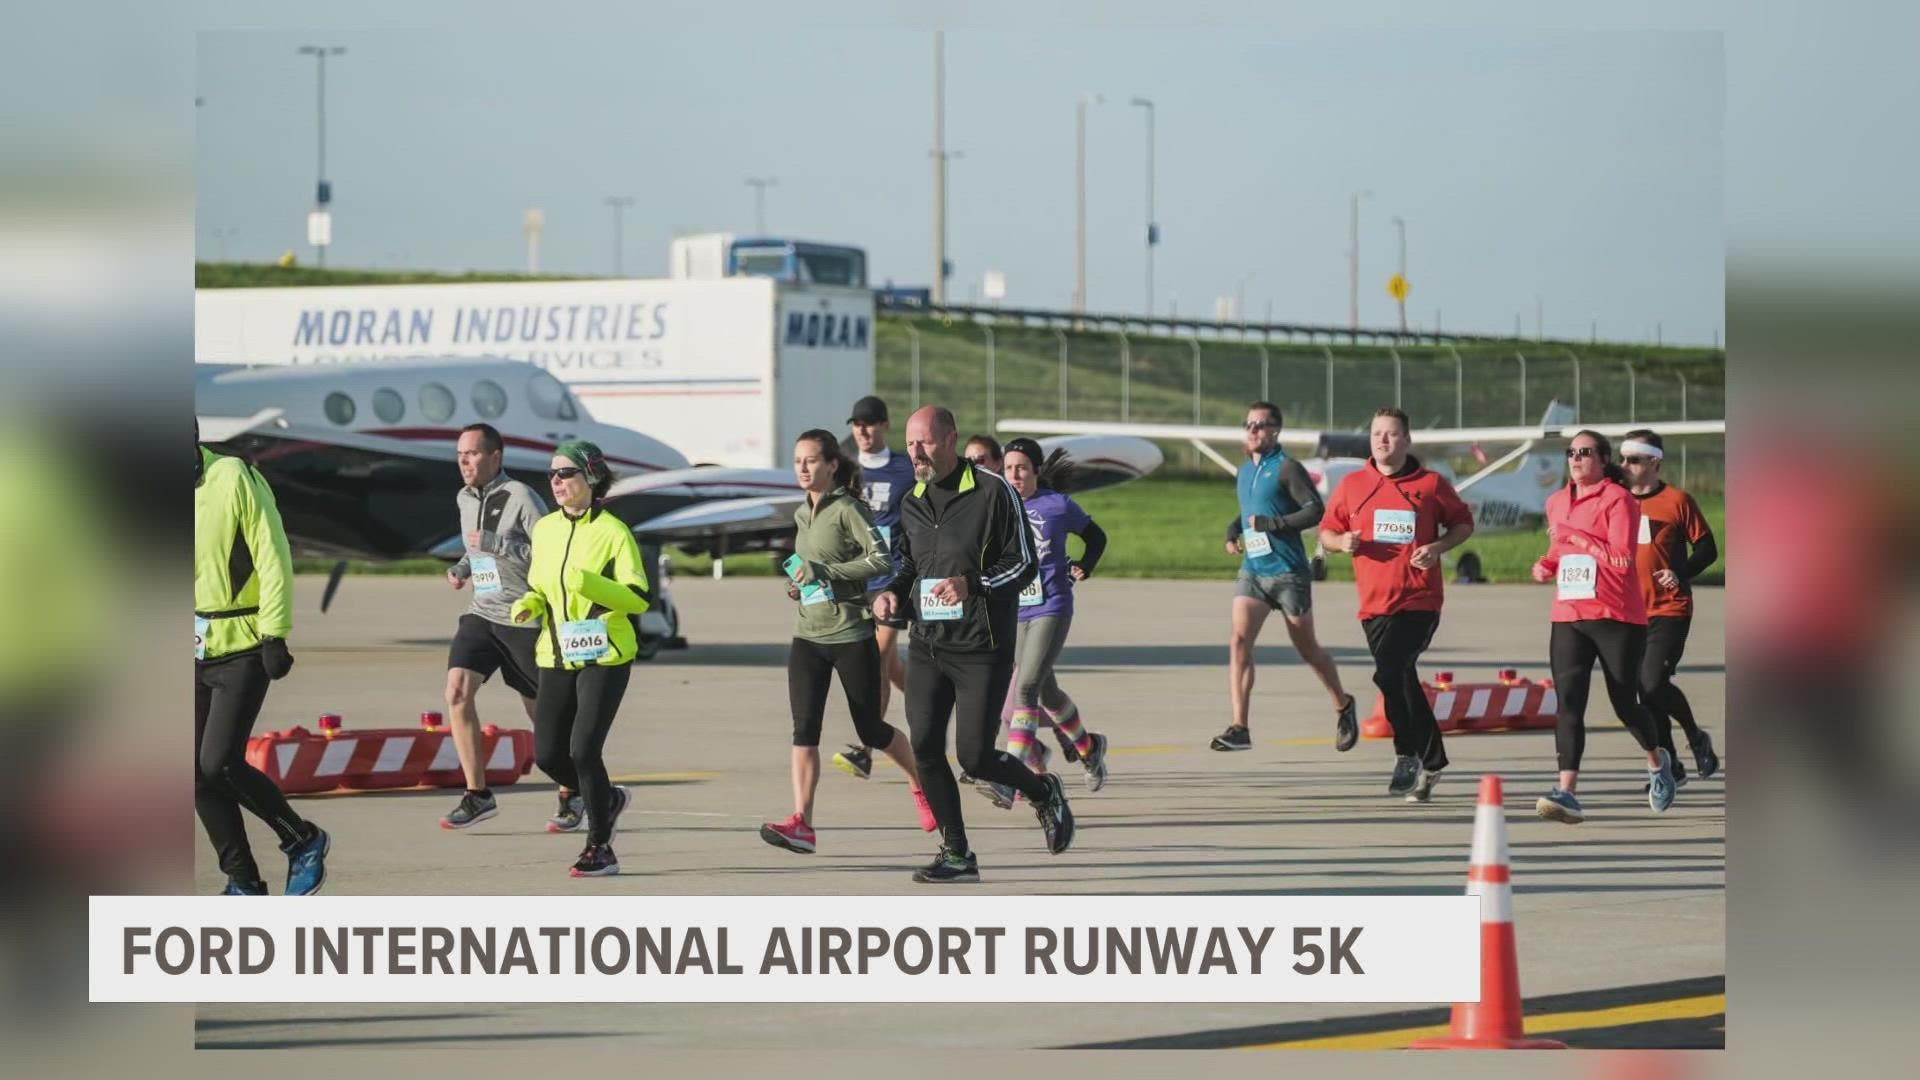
[906,636,1050,854]
[533,663,632,846]
[1639,616,1703,764]
[789,636,901,750]
[1549,620,1660,772]
[195,653,313,884]
[1362,611,1447,771]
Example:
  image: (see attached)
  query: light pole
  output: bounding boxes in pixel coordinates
[1348,189,1372,331]
[297,44,345,267]
[745,176,777,235]
[1391,215,1407,336]
[1236,272,1258,323]
[1075,93,1105,317]
[1130,96,1156,316]
[603,195,635,277]
[931,31,951,304]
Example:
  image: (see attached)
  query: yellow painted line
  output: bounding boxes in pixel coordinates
[1247,993,1726,1050]
[608,770,721,784]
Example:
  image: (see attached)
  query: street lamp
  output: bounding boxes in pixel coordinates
[1075,93,1105,317]
[604,195,636,277]
[1348,189,1372,332]
[1236,272,1258,323]
[1129,96,1156,317]
[297,44,346,267]
[1391,215,1407,336]
[745,176,777,235]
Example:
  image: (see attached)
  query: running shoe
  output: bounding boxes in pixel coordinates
[220,879,267,896]
[1648,748,1677,813]
[958,770,975,786]
[439,790,498,830]
[547,792,586,833]
[569,843,619,878]
[1034,773,1075,855]
[282,826,330,896]
[911,787,939,832]
[912,846,980,884]
[1025,740,1053,775]
[832,745,873,780]
[1051,724,1082,764]
[1082,732,1110,793]
[1536,788,1585,824]
[1334,694,1359,752]
[1644,772,1691,794]
[1406,766,1443,803]
[759,813,817,854]
[1690,731,1720,779]
[1210,725,1252,752]
[1387,755,1420,797]
[599,785,631,838]
[976,780,1018,809]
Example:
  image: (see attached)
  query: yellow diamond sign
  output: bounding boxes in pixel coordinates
[1387,273,1410,302]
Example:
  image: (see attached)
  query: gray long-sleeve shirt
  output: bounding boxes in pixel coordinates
[451,472,548,625]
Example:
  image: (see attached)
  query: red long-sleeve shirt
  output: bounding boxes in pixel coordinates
[1323,459,1474,620]
[1539,479,1647,625]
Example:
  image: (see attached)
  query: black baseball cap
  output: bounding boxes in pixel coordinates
[847,396,889,424]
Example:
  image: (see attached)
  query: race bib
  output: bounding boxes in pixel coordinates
[1638,516,1653,545]
[867,482,892,514]
[1556,555,1599,601]
[560,618,611,664]
[1243,529,1273,557]
[1372,509,1417,545]
[799,582,831,607]
[878,524,892,550]
[1018,577,1045,608]
[194,616,209,661]
[469,555,502,596]
[918,579,962,622]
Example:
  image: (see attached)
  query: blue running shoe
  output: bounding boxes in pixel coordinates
[284,826,331,896]
[1535,788,1585,824]
[1648,748,1677,813]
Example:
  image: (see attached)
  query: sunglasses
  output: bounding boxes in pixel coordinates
[966,455,993,466]
[1564,447,1601,460]
[1244,420,1278,432]
[548,466,585,481]
[1620,455,1654,466]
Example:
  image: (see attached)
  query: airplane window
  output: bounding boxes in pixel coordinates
[372,387,405,424]
[472,379,507,419]
[559,391,578,421]
[527,370,568,420]
[324,392,356,426]
[419,382,455,423]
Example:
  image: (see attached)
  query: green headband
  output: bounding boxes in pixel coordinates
[554,439,609,485]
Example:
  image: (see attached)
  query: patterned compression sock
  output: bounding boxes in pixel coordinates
[1046,701,1095,757]
[1008,709,1042,769]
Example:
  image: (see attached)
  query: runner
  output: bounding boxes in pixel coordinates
[761,430,940,853]
[440,423,555,831]
[1217,402,1357,751]
[1531,430,1677,823]
[872,405,1072,883]
[1320,407,1476,800]
[509,440,652,877]
[832,396,916,782]
[1620,429,1721,787]
[978,437,1111,809]
[195,429,331,895]
[964,435,1004,474]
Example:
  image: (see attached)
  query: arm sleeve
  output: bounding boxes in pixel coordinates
[1226,515,1244,542]
[241,465,296,639]
[883,518,919,604]
[978,482,1037,593]
[1679,496,1719,580]
[508,486,548,563]
[1076,518,1109,576]
[573,529,652,615]
[1274,460,1326,532]
[814,502,895,582]
[509,591,547,623]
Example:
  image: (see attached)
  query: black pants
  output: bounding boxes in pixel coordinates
[533,663,632,846]
[1639,615,1703,767]
[1549,620,1661,772]
[195,653,313,884]
[906,635,1049,855]
[789,636,901,751]
[1362,611,1448,771]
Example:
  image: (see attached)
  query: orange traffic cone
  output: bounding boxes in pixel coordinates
[1410,774,1567,1050]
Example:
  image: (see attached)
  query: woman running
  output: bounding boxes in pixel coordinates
[510,440,652,877]
[762,430,939,853]
[964,434,1004,474]
[980,437,1110,807]
[1531,429,1677,824]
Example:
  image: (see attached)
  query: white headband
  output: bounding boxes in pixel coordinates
[1619,439,1664,461]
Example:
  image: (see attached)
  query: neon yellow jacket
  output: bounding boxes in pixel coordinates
[510,505,652,669]
[195,447,294,661]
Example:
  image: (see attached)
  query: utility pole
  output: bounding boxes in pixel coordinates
[1348,189,1372,331]
[604,195,635,276]
[1130,96,1156,316]
[297,45,345,267]
[931,31,948,303]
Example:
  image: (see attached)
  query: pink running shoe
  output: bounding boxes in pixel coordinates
[759,813,817,854]
[912,787,939,832]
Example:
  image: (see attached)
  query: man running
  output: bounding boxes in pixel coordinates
[1321,407,1476,799]
[1620,429,1721,786]
[1217,402,1357,751]
[441,423,553,830]
[832,396,917,781]
[195,428,330,895]
[872,405,1073,882]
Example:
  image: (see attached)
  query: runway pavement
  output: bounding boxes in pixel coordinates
[196,574,1725,1049]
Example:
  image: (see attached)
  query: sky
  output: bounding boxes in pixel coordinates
[196,26,1724,344]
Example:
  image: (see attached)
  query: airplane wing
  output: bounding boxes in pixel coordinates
[196,408,285,443]
[627,494,803,543]
[1000,416,1725,446]
[1002,418,1321,447]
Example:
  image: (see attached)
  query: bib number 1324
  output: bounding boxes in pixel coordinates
[1556,554,1598,601]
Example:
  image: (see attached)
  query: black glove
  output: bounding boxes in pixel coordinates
[260,637,295,680]
[1069,561,1091,580]
[1250,515,1282,534]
